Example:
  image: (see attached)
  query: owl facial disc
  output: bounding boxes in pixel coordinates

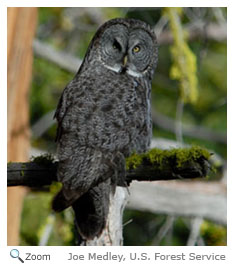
[98,21,156,78]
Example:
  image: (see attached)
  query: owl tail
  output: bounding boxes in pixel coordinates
[52,187,80,212]
[72,182,111,240]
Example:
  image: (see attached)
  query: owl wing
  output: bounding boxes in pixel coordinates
[54,69,151,205]
[54,75,126,201]
[54,81,74,142]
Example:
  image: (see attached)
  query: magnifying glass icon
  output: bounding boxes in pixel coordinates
[10,249,24,263]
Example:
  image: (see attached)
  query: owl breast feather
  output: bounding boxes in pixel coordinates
[57,69,151,156]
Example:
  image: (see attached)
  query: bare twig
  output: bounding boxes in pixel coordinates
[186,217,204,246]
[152,215,175,245]
[158,22,226,45]
[31,110,56,138]
[151,109,227,144]
[33,39,82,73]
[127,181,226,225]
[38,213,56,246]
[175,99,184,144]
[154,16,169,38]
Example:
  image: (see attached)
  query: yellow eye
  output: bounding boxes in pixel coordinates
[133,46,140,53]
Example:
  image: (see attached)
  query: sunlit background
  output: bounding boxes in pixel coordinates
[19,7,226,246]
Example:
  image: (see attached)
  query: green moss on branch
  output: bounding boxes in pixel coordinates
[31,153,55,166]
[126,146,211,180]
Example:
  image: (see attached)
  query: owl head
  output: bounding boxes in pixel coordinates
[82,18,158,79]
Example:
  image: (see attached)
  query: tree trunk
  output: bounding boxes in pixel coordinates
[7,7,37,245]
[84,187,128,246]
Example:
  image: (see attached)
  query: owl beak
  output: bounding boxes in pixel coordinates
[123,55,128,67]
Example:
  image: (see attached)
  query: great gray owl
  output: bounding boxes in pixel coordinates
[52,18,158,240]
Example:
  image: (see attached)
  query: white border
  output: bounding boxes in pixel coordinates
[1,0,234,270]
[0,0,230,7]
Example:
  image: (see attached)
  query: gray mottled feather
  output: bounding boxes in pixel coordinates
[52,18,158,240]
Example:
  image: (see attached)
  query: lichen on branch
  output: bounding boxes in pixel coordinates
[164,7,198,104]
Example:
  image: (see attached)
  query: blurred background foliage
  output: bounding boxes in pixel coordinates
[20,7,227,246]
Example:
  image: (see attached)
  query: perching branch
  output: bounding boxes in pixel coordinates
[8,161,57,187]
[8,146,211,187]
[7,147,226,226]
